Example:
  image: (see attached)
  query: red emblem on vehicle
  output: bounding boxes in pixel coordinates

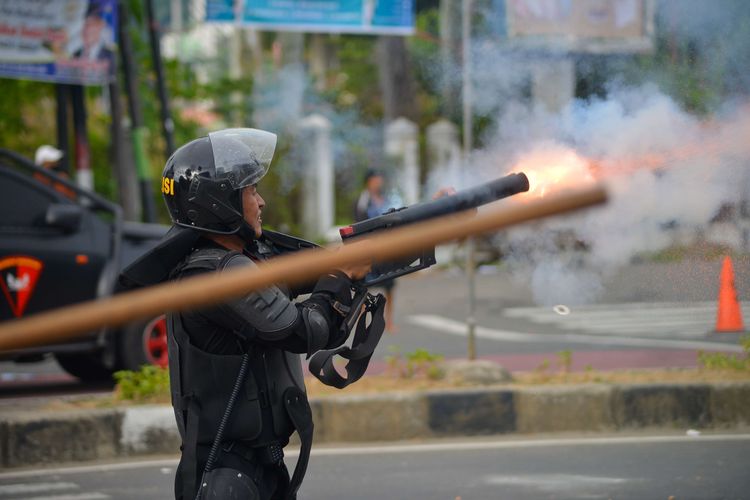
[0,256,43,318]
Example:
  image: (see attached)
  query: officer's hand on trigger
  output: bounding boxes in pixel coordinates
[338,259,372,281]
[334,238,372,281]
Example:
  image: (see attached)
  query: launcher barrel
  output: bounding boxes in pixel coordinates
[341,172,530,240]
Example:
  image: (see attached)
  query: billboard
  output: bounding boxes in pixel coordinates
[0,0,117,85]
[506,0,654,53]
[206,0,414,35]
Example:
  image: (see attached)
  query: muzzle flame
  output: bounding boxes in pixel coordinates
[511,146,597,200]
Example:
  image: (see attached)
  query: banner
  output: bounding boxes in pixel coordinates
[206,0,414,35]
[507,0,645,38]
[505,0,653,53]
[0,0,117,85]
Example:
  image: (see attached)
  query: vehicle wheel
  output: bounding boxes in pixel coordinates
[54,352,113,382]
[118,315,169,371]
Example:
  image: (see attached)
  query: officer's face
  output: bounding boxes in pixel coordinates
[241,185,265,238]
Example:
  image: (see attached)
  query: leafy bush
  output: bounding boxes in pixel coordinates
[113,365,170,403]
[385,346,445,380]
[698,336,750,372]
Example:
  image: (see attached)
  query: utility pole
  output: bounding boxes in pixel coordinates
[118,2,156,222]
[109,77,141,221]
[145,0,175,156]
[70,85,93,190]
[55,84,70,175]
[462,0,476,361]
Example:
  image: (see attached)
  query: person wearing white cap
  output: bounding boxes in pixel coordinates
[34,145,64,171]
[33,145,76,199]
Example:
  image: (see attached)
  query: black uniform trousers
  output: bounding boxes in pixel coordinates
[175,442,290,500]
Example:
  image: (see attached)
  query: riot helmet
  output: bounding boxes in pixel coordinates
[162,128,276,237]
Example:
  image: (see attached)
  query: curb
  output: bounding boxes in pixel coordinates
[1,381,749,468]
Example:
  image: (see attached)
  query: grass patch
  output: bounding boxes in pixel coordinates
[384,346,446,380]
[112,365,170,405]
[637,242,737,263]
[697,336,750,372]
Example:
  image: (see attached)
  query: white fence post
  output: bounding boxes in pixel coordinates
[384,117,420,205]
[298,114,334,240]
[426,118,461,181]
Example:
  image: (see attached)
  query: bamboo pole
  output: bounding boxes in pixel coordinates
[0,185,607,352]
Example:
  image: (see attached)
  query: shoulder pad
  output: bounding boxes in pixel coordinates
[180,247,239,273]
[118,225,200,290]
[261,230,320,256]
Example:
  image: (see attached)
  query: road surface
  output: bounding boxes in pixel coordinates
[0,433,747,499]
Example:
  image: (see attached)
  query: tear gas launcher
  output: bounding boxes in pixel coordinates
[303,172,529,388]
[340,172,530,287]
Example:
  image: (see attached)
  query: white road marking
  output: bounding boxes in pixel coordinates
[22,495,109,500]
[308,433,750,456]
[484,473,630,490]
[0,482,78,495]
[503,301,748,315]
[0,459,180,480]
[407,314,744,352]
[503,302,750,337]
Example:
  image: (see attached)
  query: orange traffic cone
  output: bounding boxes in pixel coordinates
[715,255,744,333]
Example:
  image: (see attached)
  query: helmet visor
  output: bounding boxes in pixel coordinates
[208,128,277,189]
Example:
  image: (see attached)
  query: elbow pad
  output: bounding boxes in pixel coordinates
[302,306,330,358]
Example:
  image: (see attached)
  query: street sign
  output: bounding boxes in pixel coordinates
[205,0,414,35]
[0,0,118,85]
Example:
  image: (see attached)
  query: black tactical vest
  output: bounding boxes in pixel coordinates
[167,247,312,497]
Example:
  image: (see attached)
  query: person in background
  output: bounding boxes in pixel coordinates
[34,145,76,199]
[354,169,403,332]
[34,145,64,172]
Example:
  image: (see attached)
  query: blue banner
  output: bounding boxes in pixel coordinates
[0,0,117,86]
[206,0,414,35]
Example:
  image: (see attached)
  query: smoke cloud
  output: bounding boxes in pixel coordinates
[428,0,750,306]
[470,86,750,306]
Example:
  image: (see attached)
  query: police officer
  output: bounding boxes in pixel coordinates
[129,128,371,500]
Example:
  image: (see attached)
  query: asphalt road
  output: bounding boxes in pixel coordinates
[0,434,748,499]
[0,257,747,391]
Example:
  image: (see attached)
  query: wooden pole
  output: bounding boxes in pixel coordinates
[0,186,607,352]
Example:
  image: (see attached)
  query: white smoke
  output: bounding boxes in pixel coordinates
[477,87,750,306]
[416,1,750,305]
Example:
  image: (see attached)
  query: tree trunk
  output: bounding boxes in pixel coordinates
[440,0,462,121]
[376,36,417,122]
